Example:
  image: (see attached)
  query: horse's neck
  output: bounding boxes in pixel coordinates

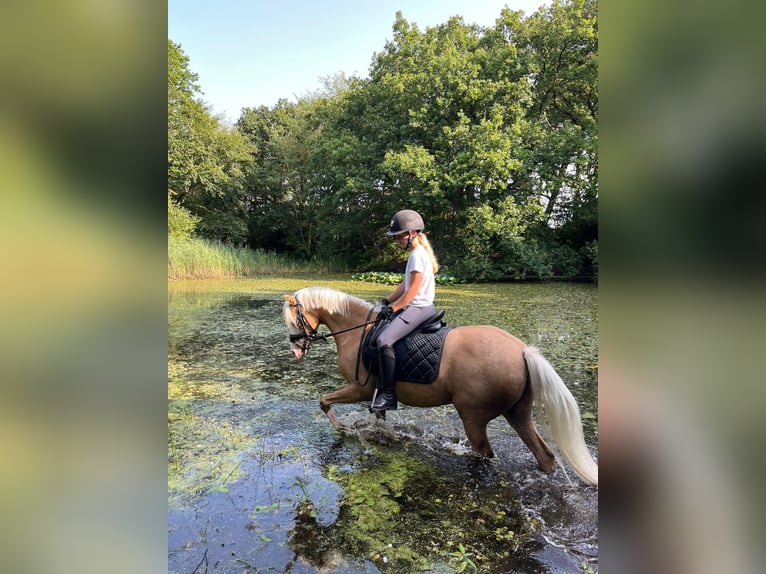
[319,300,372,357]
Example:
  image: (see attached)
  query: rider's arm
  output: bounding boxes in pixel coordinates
[391,271,422,313]
[386,282,405,306]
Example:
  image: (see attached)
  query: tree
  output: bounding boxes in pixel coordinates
[501,0,598,230]
[364,12,540,270]
[168,40,253,243]
[167,193,200,239]
[238,99,327,257]
[185,1,600,279]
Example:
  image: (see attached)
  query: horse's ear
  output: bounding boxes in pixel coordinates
[283,294,296,305]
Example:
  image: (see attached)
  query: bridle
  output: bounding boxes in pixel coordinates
[288,297,379,357]
[288,299,322,356]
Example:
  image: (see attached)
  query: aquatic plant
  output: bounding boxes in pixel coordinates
[166,403,258,505]
[286,446,539,572]
[168,236,349,279]
[351,271,462,285]
[449,543,478,572]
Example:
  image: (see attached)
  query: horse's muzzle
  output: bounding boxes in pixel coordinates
[290,342,305,359]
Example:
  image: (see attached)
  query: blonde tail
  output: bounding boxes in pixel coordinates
[523,346,598,486]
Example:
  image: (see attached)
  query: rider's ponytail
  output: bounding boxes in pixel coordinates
[418,233,439,274]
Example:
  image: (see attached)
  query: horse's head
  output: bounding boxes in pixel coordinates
[284,287,366,359]
[283,294,320,359]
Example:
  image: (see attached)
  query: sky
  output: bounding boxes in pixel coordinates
[168,0,550,123]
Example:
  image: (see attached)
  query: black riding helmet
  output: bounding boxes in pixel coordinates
[386,209,424,235]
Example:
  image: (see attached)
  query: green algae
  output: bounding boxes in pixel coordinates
[167,407,259,506]
[288,445,538,573]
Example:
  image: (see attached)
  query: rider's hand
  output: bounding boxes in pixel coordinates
[379,305,394,321]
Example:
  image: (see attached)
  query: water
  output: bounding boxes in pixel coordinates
[168,278,597,573]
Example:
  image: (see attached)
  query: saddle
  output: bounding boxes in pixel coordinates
[360,309,453,384]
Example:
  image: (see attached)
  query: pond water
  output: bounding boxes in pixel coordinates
[168,277,598,573]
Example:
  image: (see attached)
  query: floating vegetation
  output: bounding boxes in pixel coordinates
[285,444,540,573]
[168,278,598,573]
[167,407,258,505]
[352,271,463,285]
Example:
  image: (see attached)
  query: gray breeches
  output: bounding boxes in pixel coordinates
[376,304,436,347]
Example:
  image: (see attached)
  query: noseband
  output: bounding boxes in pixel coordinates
[288,299,321,356]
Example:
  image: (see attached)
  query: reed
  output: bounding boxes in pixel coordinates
[168,236,346,279]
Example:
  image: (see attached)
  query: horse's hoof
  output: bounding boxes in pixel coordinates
[323,409,341,430]
[363,407,387,420]
[363,403,388,415]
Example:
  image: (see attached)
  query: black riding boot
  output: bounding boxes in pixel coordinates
[372,344,398,411]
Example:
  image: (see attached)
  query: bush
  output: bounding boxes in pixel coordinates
[351,272,462,286]
[501,238,554,280]
[168,195,200,239]
[549,243,584,277]
[197,211,249,245]
[582,240,598,282]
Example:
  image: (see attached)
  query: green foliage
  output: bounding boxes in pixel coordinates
[583,239,598,281]
[168,236,346,279]
[168,194,200,239]
[168,40,254,244]
[351,271,404,285]
[351,271,462,286]
[549,242,585,277]
[504,237,555,279]
[196,209,248,245]
[449,543,478,573]
[169,236,290,279]
[449,197,551,280]
[168,1,598,281]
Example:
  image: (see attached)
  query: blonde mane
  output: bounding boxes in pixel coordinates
[293,286,372,315]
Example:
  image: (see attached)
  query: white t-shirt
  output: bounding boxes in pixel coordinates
[405,245,435,307]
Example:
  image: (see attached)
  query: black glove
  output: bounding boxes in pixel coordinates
[381,298,390,306]
[378,305,394,321]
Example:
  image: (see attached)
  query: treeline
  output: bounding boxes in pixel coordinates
[168,0,597,281]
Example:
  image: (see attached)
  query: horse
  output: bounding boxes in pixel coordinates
[283,286,598,486]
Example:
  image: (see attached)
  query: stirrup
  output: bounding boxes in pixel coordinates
[371,391,397,412]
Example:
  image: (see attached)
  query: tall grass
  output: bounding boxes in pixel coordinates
[168,236,345,279]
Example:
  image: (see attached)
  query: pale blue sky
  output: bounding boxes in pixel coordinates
[168,0,550,123]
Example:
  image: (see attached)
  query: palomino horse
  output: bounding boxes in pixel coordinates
[283,286,598,486]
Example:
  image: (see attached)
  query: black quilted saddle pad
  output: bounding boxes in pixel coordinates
[392,326,453,384]
[364,326,454,384]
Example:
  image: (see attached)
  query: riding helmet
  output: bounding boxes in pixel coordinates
[386,209,424,235]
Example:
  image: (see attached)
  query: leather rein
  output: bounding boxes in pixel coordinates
[288,298,380,379]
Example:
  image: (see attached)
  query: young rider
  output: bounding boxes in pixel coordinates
[372,209,440,411]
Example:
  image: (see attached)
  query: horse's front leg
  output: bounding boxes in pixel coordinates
[319,384,369,430]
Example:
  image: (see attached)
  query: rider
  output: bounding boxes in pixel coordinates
[372,209,440,411]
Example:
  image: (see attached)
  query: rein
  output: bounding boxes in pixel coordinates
[288,298,379,361]
[354,306,379,387]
